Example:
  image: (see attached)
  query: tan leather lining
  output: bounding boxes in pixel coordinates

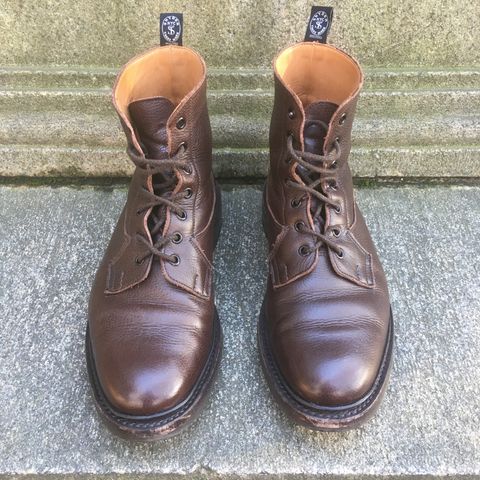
[275,43,362,107]
[114,46,204,122]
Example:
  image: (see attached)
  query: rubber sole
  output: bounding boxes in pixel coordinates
[86,311,223,441]
[257,304,394,431]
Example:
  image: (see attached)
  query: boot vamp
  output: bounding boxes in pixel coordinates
[265,245,390,408]
[89,256,214,417]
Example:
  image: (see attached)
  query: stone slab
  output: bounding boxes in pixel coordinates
[2,66,479,91]
[2,87,479,119]
[1,145,479,180]
[0,185,479,478]
[1,112,479,149]
[1,1,479,68]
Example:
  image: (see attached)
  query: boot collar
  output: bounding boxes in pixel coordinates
[273,42,363,155]
[112,45,207,157]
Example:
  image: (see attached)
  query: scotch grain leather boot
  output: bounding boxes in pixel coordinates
[258,42,394,430]
[86,45,222,440]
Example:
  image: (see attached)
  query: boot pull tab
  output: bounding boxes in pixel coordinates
[304,6,333,44]
[160,13,183,46]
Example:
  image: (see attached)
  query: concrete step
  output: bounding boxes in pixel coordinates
[1,111,478,149]
[1,111,478,179]
[2,86,479,119]
[2,66,480,91]
[2,144,479,179]
[0,184,479,478]
[1,67,479,180]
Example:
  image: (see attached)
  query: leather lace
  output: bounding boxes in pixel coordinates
[286,121,343,256]
[128,144,190,265]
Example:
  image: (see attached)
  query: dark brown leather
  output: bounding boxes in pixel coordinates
[262,42,392,409]
[88,46,220,418]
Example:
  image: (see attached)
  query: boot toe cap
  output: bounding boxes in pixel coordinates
[90,324,211,417]
[102,363,189,416]
[288,354,374,407]
[271,323,386,408]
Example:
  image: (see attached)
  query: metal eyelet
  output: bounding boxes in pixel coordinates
[182,165,192,175]
[336,249,344,258]
[333,204,342,214]
[294,221,305,232]
[298,245,310,257]
[331,227,341,237]
[176,117,186,129]
[178,141,187,152]
[176,210,187,221]
[172,232,183,244]
[184,187,193,198]
[288,108,295,120]
[327,180,338,190]
[136,209,142,216]
[170,254,180,266]
[339,113,347,125]
[291,198,301,208]
[135,256,145,265]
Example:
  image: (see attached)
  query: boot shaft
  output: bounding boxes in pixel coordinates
[113,45,213,180]
[266,42,379,289]
[268,43,363,231]
[102,45,217,296]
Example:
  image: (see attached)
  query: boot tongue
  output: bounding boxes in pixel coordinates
[128,97,175,158]
[303,101,339,154]
[301,101,339,231]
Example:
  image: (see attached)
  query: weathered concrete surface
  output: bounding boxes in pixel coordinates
[2,66,480,91]
[0,185,479,478]
[2,145,480,180]
[1,112,479,149]
[2,86,479,119]
[1,65,478,179]
[1,0,479,68]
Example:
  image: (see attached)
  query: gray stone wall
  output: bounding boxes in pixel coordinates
[1,0,479,179]
[2,0,479,68]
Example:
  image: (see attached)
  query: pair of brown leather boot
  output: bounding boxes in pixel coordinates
[87,41,393,440]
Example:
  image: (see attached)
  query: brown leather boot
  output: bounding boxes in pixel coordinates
[258,42,393,430]
[86,46,222,440]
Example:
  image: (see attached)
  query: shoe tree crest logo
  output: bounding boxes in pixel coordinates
[160,13,183,45]
[305,6,333,43]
